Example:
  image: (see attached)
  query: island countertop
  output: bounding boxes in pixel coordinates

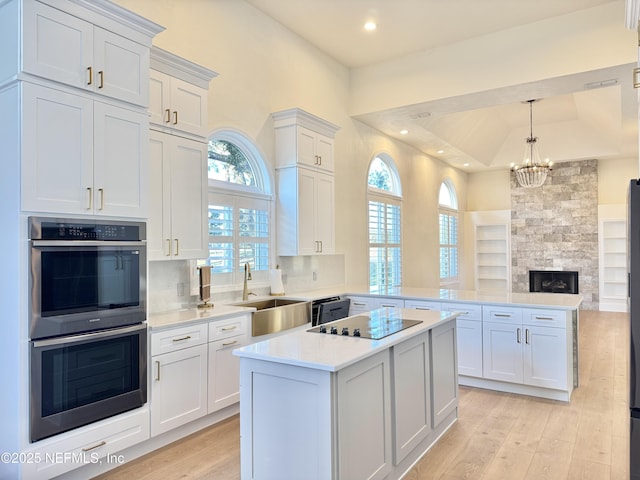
[233,307,459,372]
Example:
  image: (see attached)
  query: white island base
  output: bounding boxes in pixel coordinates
[235,308,460,480]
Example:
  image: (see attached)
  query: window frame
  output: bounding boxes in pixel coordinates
[367,154,403,293]
[438,179,459,287]
[204,130,273,291]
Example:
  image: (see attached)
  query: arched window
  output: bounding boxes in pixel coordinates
[204,131,272,287]
[367,154,402,293]
[439,180,458,286]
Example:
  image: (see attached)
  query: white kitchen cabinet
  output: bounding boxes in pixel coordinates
[21,82,149,217]
[348,296,403,315]
[207,314,249,413]
[337,349,393,480]
[21,407,149,480]
[482,306,570,392]
[392,331,432,465]
[442,302,483,378]
[277,166,335,255]
[272,108,339,173]
[22,0,154,106]
[405,299,441,310]
[273,108,339,256]
[148,130,208,260]
[430,319,458,428]
[150,324,209,437]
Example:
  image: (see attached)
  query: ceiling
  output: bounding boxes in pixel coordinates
[246,0,638,172]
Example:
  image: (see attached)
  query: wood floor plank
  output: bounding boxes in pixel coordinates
[95,310,630,480]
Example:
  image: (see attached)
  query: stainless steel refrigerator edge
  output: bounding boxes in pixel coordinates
[629,179,640,479]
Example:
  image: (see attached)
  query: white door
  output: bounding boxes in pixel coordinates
[21,83,93,214]
[482,321,523,383]
[523,325,568,390]
[93,102,148,217]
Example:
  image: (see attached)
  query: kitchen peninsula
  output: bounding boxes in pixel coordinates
[234,307,460,480]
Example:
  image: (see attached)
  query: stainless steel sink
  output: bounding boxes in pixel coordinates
[231,298,311,337]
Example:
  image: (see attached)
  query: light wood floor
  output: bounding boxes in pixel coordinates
[95,310,630,480]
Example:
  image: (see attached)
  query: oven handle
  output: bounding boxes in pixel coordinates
[32,323,147,348]
[31,240,145,248]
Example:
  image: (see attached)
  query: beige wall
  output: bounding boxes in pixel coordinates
[598,157,639,204]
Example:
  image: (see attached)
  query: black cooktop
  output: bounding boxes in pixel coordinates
[307,310,422,340]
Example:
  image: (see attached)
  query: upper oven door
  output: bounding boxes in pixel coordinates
[30,241,147,339]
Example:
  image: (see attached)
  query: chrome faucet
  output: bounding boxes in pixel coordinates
[242,263,255,301]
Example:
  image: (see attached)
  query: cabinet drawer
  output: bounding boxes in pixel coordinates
[22,407,149,480]
[348,296,377,313]
[151,322,208,355]
[441,302,482,320]
[405,300,441,311]
[209,315,248,340]
[482,305,522,324]
[522,308,567,328]
[377,297,404,309]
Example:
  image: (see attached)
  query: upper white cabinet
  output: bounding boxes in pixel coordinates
[21,78,149,217]
[19,0,159,106]
[147,48,216,260]
[272,108,338,173]
[149,130,208,260]
[149,47,216,138]
[272,109,339,256]
[1,0,162,218]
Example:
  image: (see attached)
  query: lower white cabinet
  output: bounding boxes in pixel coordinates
[430,320,458,428]
[348,296,403,315]
[441,302,483,378]
[337,350,393,480]
[207,315,249,413]
[481,306,570,392]
[150,323,209,436]
[392,332,431,465]
[22,408,149,480]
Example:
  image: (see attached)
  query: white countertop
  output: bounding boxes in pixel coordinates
[233,307,458,372]
[287,285,583,310]
[147,304,254,331]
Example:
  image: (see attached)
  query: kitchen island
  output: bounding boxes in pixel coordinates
[234,307,460,480]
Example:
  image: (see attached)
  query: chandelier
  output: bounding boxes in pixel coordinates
[511,99,552,188]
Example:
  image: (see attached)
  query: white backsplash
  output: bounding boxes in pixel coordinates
[147,255,345,314]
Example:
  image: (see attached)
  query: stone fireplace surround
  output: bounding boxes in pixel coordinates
[511,160,598,310]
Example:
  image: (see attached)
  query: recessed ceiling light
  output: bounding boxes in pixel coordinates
[364,21,377,31]
[400,129,408,135]
[436,149,445,154]
[463,163,470,167]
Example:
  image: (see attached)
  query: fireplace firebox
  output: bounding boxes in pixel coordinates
[529,270,579,294]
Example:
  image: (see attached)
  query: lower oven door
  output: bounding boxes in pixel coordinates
[30,323,147,442]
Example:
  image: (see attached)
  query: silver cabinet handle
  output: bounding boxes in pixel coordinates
[86,187,93,210]
[165,239,171,256]
[155,360,160,381]
[222,340,238,347]
[517,328,521,344]
[534,316,554,321]
[98,188,104,210]
[495,313,512,318]
[525,328,530,344]
[414,307,431,310]
[174,238,179,256]
[221,325,237,331]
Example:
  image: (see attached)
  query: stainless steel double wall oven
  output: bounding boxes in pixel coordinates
[29,217,148,442]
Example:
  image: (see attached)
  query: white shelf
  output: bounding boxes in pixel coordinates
[470,211,511,293]
[598,205,628,312]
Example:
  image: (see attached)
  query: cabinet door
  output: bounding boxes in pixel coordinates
[431,320,458,428]
[149,70,171,127]
[315,171,334,254]
[297,168,317,255]
[148,131,171,259]
[23,1,93,90]
[523,325,568,390]
[151,344,208,437]
[392,332,431,464]
[93,102,148,217]
[456,319,483,378]
[482,321,523,383]
[169,136,208,259]
[21,82,94,214]
[296,126,318,169]
[93,27,149,106]
[315,133,334,172]
[169,77,208,136]
[337,350,392,480]
[208,335,248,413]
